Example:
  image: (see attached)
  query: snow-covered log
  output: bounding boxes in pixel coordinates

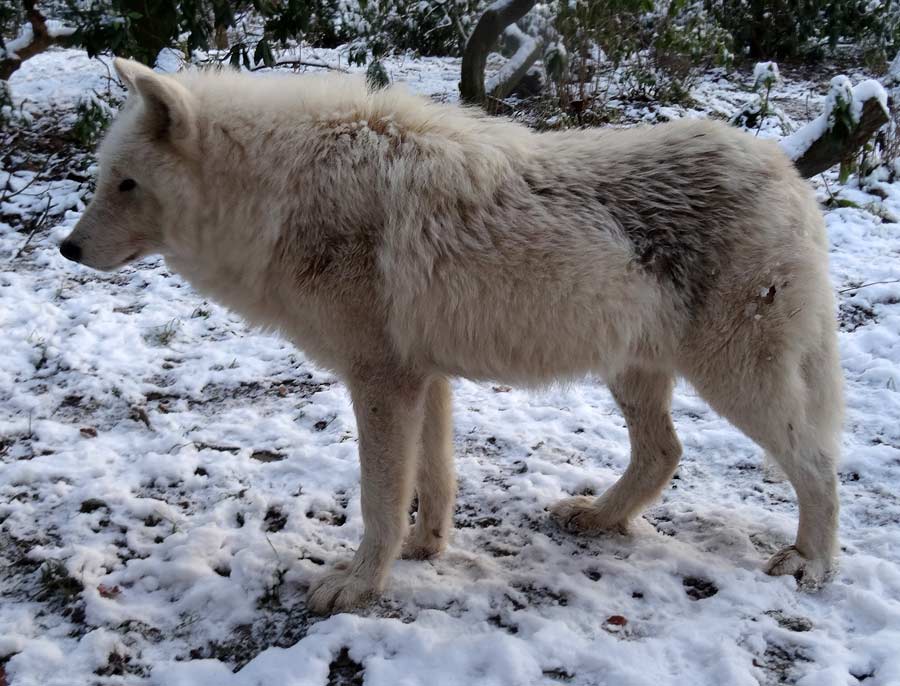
[460,0,538,106]
[1,0,75,81]
[782,77,890,179]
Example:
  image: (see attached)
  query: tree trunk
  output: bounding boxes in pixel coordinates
[460,0,537,105]
[215,24,229,51]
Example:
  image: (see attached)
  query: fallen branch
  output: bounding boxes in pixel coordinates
[782,79,890,179]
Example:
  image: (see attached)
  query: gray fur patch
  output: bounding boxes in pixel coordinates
[612,134,764,307]
[526,128,760,308]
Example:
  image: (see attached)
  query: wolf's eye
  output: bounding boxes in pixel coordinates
[118,179,137,192]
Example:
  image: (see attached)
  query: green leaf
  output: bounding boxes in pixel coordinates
[839,159,853,184]
[825,196,861,209]
[366,59,389,91]
[254,39,275,68]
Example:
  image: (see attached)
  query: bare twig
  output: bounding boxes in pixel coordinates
[13,193,51,259]
[248,59,346,73]
[820,173,837,205]
[1,153,56,203]
[839,279,900,294]
[99,59,116,98]
[265,533,283,566]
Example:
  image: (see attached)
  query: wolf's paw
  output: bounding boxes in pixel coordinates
[400,524,446,560]
[765,546,831,590]
[549,496,628,535]
[306,564,378,615]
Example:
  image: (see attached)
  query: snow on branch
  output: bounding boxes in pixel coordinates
[484,23,542,100]
[782,77,890,179]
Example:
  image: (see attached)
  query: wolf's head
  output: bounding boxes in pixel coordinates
[60,58,199,271]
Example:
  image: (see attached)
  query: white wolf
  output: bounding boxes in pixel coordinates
[61,58,843,614]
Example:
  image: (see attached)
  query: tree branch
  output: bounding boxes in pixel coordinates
[1,0,75,81]
[485,24,543,101]
[460,0,537,105]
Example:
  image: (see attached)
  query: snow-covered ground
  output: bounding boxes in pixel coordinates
[2,49,900,686]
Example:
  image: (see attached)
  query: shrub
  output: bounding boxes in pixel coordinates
[730,61,790,135]
[71,93,112,147]
[704,0,900,66]
[71,0,182,65]
[341,0,484,66]
[552,0,731,105]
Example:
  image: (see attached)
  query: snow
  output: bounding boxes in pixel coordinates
[2,24,34,59]
[154,48,187,74]
[2,48,900,686]
[854,78,890,115]
[45,21,76,39]
[752,61,780,89]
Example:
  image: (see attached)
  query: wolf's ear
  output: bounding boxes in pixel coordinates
[114,57,154,92]
[114,58,196,144]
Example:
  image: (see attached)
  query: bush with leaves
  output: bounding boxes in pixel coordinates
[551,0,731,106]
[705,0,900,67]
[730,61,791,135]
[18,0,334,68]
[644,0,732,98]
[70,0,181,64]
[341,0,484,66]
[70,91,113,146]
[67,0,474,71]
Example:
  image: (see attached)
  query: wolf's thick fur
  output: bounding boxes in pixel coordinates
[62,59,843,613]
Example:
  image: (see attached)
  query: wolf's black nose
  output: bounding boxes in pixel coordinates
[59,241,82,262]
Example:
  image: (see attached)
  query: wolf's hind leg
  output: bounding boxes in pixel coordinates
[759,342,841,587]
[685,336,841,588]
[551,367,682,534]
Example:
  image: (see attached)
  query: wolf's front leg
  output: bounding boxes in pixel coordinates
[307,369,426,614]
[402,375,456,560]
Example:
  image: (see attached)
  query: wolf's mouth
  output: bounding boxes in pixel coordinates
[99,251,141,271]
[116,250,141,267]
